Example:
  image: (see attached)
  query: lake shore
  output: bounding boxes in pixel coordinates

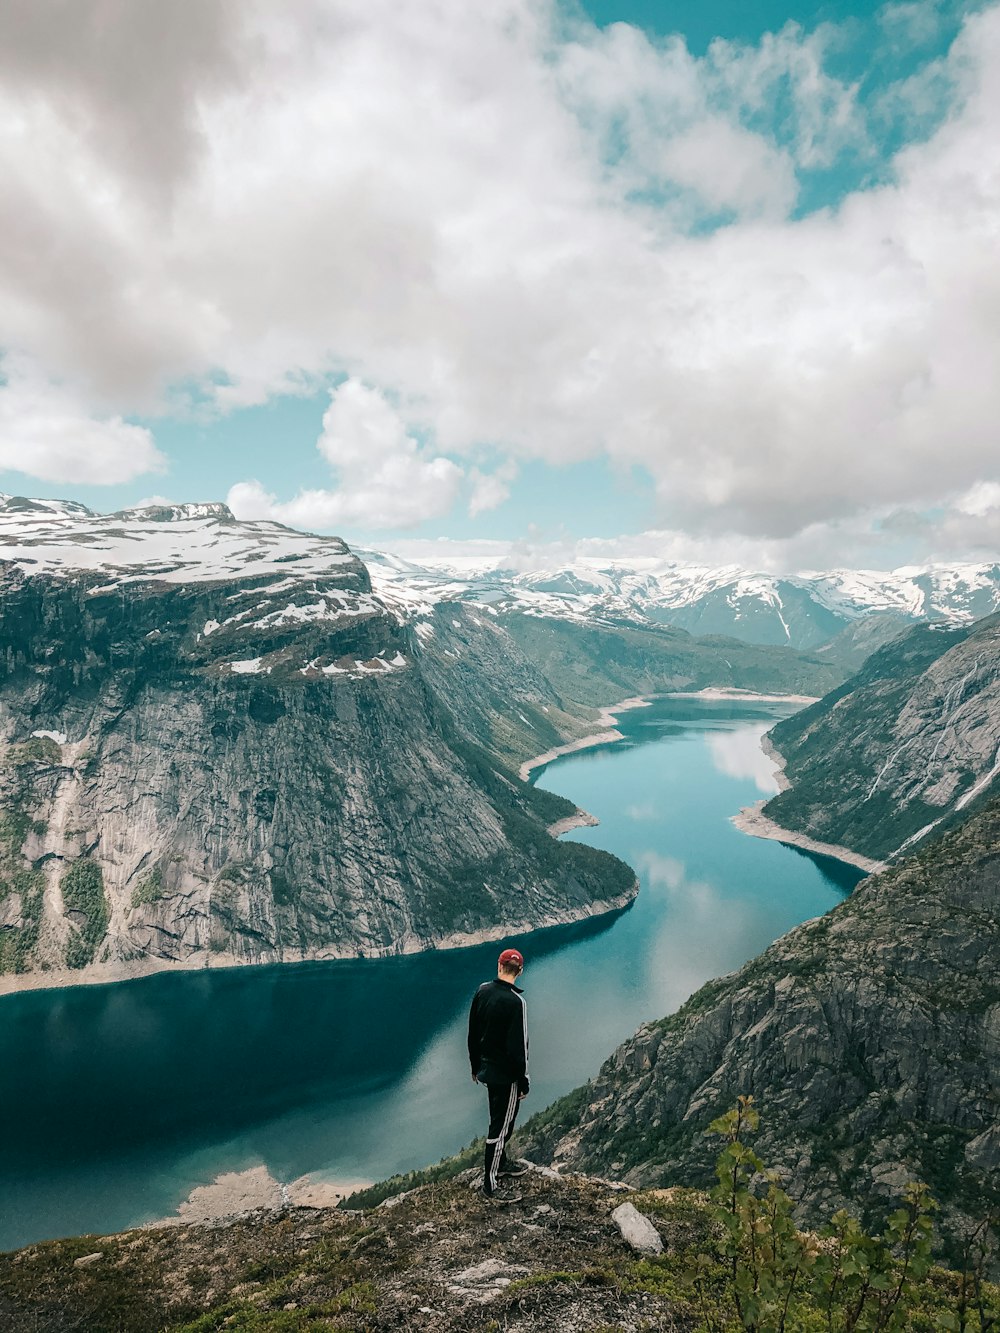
[153,1165,374,1228]
[665,687,820,705]
[732,802,885,874]
[0,883,639,997]
[547,809,600,838]
[518,696,651,782]
[733,729,884,873]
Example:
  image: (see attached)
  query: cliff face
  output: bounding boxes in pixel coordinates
[0,505,636,985]
[520,794,1000,1243]
[761,614,1000,861]
[0,497,851,988]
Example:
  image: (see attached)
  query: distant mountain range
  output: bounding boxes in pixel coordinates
[360,545,1000,652]
[5,493,997,651]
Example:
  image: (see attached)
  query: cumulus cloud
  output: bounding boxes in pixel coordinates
[1,0,999,542]
[0,356,164,484]
[469,461,519,518]
[228,379,462,530]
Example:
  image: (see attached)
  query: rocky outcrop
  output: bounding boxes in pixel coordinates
[519,794,1000,1246]
[0,515,636,985]
[761,614,1000,861]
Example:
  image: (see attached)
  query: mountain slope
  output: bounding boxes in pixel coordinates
[518,793,1000,1246]
[762,614,1000,861]
[0,496,848,988]
[378,548,1000,650]
[0,501,639,985]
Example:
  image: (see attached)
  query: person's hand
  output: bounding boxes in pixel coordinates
[471,1073,478,1083]
[519,1091,527,1100]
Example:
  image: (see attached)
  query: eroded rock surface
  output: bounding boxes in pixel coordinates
[521,794,1000,1245]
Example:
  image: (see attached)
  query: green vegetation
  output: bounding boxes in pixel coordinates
[341,1140,485,1209]
[62,858,109,968]
[0,866,45,974]
[699,1097,954,1332]
[4,735,62,768]
[0,791,47,974]
[131,867,164,909]
[501,612,847,710]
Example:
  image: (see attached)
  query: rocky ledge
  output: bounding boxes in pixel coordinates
[4,1166,997,1332]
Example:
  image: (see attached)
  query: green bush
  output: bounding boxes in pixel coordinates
[696,1096,997,1333]
[62,859,108,968]
[130,868,163,909]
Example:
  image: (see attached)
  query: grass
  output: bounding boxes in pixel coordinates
[1,1170,997,1332]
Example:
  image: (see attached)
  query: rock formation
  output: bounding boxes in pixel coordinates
[520,792,1000,1247]
[762,613,1000,861]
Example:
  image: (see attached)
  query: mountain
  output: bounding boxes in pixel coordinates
[518,791,1000,1248]
[761,613,1000,861]
[371,549,1000,651]
[0,498,640,985]
[0,497,842,988]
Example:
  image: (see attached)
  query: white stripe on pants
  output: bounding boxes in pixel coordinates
[486,1083,518,1192]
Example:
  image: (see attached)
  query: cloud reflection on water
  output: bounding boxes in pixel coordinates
[632,848,761,1019]
[706,724,781,793]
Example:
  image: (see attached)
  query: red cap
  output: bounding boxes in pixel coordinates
[498,948,524,969]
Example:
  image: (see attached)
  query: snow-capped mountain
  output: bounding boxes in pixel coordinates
[366,551,1000,649]
[2,494,998,652]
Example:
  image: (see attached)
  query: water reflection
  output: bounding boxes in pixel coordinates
[706,724,782,793]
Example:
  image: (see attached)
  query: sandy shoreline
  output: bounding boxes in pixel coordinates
[665,687,821,705]
[150,1165,374,1229]
[546,810,600,838]
[731,728,884,875]
[732,803,885,874]
[519,696,651,782]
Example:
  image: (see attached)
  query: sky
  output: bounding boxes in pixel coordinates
[0,0,998,572]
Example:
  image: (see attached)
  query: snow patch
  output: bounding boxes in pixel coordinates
[230,658,263,674]
[31,729,67,745]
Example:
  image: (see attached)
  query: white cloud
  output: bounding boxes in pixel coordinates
[0,0,998,544]
[228,378,462,530]
[469,460,518,517]
[0,356,163,484]
[656,117,798,218]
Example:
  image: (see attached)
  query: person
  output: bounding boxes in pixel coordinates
[468,946,530,1201]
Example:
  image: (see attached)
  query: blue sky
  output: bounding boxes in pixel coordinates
[0,0,997,569]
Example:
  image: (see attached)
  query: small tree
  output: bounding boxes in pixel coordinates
[698,1095,815,1332]
[699,1096,942,1333]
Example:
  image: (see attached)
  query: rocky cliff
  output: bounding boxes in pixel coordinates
[0,497,851,989]
[761,613,1000,861]
[518,792,1000,1248]
[0,500,639,986]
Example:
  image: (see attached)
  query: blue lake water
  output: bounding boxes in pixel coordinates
[0,695,861,1250]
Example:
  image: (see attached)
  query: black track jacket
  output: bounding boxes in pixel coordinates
[468,978,529,1095]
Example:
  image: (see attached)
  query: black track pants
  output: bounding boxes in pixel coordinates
[482,1081,520,1194]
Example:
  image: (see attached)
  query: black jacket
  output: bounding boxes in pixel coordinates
[468,978,529,1095]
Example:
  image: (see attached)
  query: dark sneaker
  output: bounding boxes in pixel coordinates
[482,1182,523,1204]
[499,1157,528,1177]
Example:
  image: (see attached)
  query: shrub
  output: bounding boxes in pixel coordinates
[61,859,108,968]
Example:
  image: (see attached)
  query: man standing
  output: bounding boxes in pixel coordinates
[468,947,530,1201]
